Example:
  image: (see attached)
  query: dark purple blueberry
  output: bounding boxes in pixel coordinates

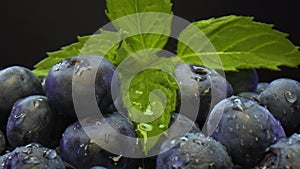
[169,112,201,134]
[45,55,115,123]
[225,68,258,94]
[143,112,201,166]
[174,64,233,129]
[237,92,259,101]
[156,133,234,169]
[59,112,136,169]
[0,143,65,169]
[255,133,300,169]
[6,95,60,149]
[205,96,286,168]
[258,78,300,136]
[40,77,47,94]
[0,66,43,131]
[0,130,5,154]
[90,167,107,169]
[256,82,269,94]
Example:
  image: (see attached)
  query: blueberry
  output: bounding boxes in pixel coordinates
[169,112,201,134]
[225,68,258,94]
[205,96,286,168]
[156,132,234,169]
[256,82,269,94]
[237,92,259,101]
[0,130,5,155]
[59,112,136,169]
[90,167,107,169]
[6,95,60,149]
[255,133,300,169]
[142,112,201,167]
[0,66,43,131]
[45,55,116,123]
[0,143,65,169]
[258,78,300,136]
[174,64,233,128]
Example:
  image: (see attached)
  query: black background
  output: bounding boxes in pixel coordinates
[1,0,299,82]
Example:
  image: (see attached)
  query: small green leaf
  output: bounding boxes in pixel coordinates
[177,15,300,71]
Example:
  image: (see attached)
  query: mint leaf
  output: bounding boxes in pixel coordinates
[105,0,176,154]
[106,0,172,20]
[177,15,300,71]
[117,55,179,154]
[33,30,123,77]
[32,36,89,77]
[105,0,173,53]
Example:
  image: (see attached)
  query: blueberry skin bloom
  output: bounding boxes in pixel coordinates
[0,66,43,130]
[45,55,115,122]
[6,95,59,149]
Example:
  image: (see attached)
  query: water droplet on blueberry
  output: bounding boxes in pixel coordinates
[23,156,41,164]
[284,91,297,103]
[44,149,57,159]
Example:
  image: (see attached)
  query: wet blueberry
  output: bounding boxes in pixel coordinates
[255,133,300,169]
[90,166,107,169]
[156,132,234,169]
[258,78,300,136]
[6,95,60,149]
[59,112,136,169]
[205,96,286,168]
[174,64,233,129]
[0,143,65,169]
[237,92,259,101]
[256,82,269,94]
[0,66,43,131]
[45,55,116,123]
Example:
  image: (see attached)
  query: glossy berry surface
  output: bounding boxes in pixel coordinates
[0,143,65,169]
[0,66,43,131]
[206,96,286,168]
[6,95,59,149]
[255,134,300,169]
[174,64,233,128]
[59,112,136,169]
[256,82,269,94]
[156,132,234,169]
[258,78,300,136]
[45,55,115,123]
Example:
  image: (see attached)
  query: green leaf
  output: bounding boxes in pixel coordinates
[105,0,173,54]
[177,15,300,71]
[32,30,124,77]
[105,0,175,154]
[118,55,179,154]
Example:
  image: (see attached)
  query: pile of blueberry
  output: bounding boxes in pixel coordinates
[0,55,300,169]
